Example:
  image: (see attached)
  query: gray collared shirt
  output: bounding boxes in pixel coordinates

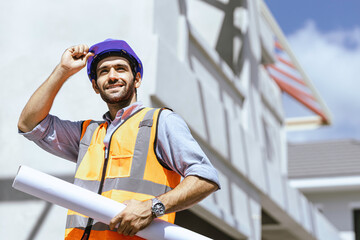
[20,102,220,188]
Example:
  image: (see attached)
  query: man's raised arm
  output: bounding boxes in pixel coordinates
[18,44,93,132]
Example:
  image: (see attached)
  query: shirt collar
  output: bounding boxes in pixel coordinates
[103,101,144,124]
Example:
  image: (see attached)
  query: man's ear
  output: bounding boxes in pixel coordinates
[134,72,142,89]
[91,79,100,94]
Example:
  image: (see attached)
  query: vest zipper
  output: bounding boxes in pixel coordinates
[81,148,110,239]
[98,149,109,194]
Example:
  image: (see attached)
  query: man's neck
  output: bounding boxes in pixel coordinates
[107,98,137,120]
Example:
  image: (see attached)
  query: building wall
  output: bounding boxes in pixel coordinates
[0,0,340,239]
[305,190,360,240]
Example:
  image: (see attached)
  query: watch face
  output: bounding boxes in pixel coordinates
[154,203,165,216]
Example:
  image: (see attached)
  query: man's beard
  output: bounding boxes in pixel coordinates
[98,78,135,104]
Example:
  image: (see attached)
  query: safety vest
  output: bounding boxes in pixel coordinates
[64,108,181,240]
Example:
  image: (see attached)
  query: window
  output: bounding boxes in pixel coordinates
[262,118,275,162]
[354,209,360,240]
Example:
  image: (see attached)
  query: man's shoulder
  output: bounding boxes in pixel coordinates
[157,108,189,131]
[157,108,178,121]
[158,107,173,115]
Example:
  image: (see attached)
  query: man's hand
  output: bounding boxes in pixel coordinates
[18,44,94,133]
[59,44,94,77]
[109,199,154,237]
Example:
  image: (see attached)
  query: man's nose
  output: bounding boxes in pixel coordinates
[108,68,118,80]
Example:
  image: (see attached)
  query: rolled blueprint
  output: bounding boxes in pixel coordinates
[12,165,212,240]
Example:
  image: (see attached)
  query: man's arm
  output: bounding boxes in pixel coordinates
[18,44,93,132]
[109,175,218,237]
[158,175,218,213]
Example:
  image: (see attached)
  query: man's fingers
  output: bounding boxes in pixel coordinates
[123,226,133,236]
[118,220,136,236]
[70,46,79,56]
[78,45,84,55]
[128,227,140,237]
[70,44,89,59]
[84,52,94,62]
[109,215,121,230]
[117,220,128,235]
[110,200,153,236]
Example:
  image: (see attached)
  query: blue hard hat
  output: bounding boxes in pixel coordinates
[87,39,143,82]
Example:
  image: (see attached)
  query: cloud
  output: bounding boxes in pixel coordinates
[286,20,360,142]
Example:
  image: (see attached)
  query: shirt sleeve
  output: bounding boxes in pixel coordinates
[19,114,83,162]
[155,110,221,188]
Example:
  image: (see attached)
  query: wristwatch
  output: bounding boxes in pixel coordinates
[151,198,165,217]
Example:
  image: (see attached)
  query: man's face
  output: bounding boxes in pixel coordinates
[92,56,141,104]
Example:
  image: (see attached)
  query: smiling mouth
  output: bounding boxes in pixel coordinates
[107,84,124,89]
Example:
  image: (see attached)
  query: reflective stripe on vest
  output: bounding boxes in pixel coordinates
[65,108,181,240]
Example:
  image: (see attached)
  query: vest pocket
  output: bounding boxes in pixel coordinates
[107,155,133,178]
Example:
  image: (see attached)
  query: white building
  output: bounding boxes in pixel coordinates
[289,139,360,240]
[0,0,340,239]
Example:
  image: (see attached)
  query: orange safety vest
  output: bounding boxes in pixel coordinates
[65,108,181,240]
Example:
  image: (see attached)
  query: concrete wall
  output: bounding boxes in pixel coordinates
[0,0,340,239]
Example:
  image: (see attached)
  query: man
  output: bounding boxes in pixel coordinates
[18,39,220,240]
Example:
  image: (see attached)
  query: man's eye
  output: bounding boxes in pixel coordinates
[100,69,108,75]
[116,67,125,71]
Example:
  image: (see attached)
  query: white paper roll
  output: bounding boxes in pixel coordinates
[12,165,212,240]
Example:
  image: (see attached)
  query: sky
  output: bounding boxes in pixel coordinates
[264,0,360,143]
